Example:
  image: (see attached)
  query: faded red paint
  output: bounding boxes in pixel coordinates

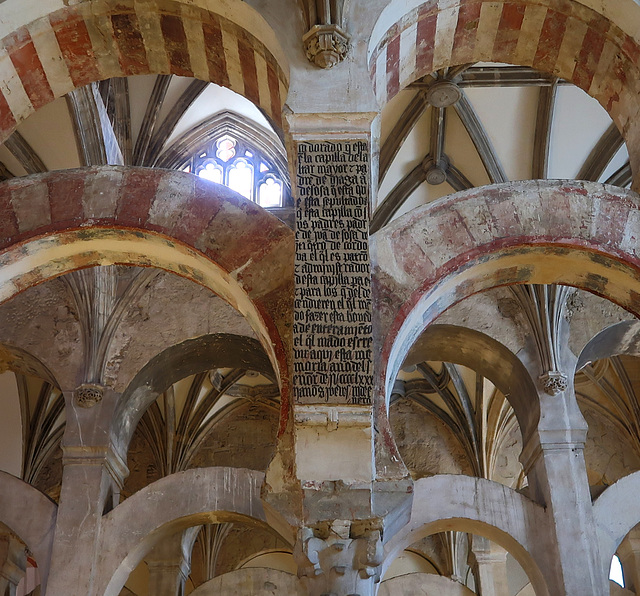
[542,188,573,239]
[392,231,436,281]
[0,2,287,144]
[0,166,293,433]
[386,34,401,99]
[0,90,17,138]
[171,180,223,244]
[50,10,101,87]
[493,4,525,63]
[7,29,54,110]
[452,2,482,65]
[115,168,162,224]
[593,196,631,246]
[0,185,19,240]
[533,10,567,73]
[623,34,640,66]
[266,62,282,129]
[160,13,193,78]
[573,27,605,92]
[201,13,230,89]
[372,182,640,401]
[47,173,85,226]
[111,12,149,76]
[238,35,260,106]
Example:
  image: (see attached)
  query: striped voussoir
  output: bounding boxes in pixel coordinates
[0,0,288,140]
[371,180,640,371]
[0,166,294,300]
[369,0,640,169]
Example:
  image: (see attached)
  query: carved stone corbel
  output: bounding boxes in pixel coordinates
[294,521,383,596]
[303,24,350,69]
[301,0,350,68]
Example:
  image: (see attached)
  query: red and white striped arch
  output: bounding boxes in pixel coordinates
[0,166,294,431]
[0,0,289,135]
[369,0,640,183]
[371,180,640,423]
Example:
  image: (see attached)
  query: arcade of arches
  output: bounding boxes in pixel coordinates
[2,0,640,595]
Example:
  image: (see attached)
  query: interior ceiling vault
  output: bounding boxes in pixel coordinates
[373,63,630,233]
[2,1,640,594]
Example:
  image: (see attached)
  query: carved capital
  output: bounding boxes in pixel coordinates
[539,371,568,396]
[303,24,350,69]
[74,383,104,408]
[294,521,383,596]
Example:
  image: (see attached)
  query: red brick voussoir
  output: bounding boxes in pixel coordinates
[370,0,640,188]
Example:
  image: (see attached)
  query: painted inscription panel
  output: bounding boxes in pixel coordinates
[293,140,373,405]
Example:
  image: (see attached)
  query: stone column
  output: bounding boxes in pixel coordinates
[264,112,411,596]
[0,532,26,596]
[617,528,640,592]
[521,383,607,596]
[509,285,607,595]
[44,389,128,596]
[469,536,509,596]
[145,530,194,596]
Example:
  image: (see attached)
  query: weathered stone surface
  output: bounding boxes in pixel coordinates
[96,467,275,596]
[189,567,304,595]
[0,471,56,587]
[372,180,640,426]
[390,398,472,478]
[384,475,550,596]
[378,573,475,596]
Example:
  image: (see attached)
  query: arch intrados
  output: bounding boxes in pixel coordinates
[367,0,640,63]
[0,342,59,387]
[403,324,537,439]
[576,320,640,372]
[97,467,277,596]
[0,0,289,141]
[106,512,275,596]
[381,244,640,438]
[0,471,56,589]
[593,470,640,578]
[368,0,640,183]
[372,181,640,438]
[0,226,291,427]
[386,518,548,596]
[115,333,276,456]
[383,475,548,594]
[400,517,550,596]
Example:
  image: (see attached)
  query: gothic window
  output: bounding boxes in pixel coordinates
[183,134,286,208]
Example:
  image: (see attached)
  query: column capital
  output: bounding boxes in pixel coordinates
[294,523,383,596]
[61,444,129,489]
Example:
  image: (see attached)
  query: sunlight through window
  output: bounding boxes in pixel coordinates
[185,134,285,207]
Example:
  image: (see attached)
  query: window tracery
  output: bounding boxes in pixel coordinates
[182,133,286,208]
